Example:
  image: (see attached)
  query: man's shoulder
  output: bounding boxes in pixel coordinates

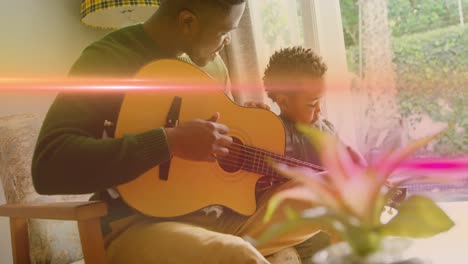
[69,25,148,77]
[83,24,143,55]
[178,54,229,87]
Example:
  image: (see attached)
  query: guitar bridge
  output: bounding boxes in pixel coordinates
[159,96,182,181]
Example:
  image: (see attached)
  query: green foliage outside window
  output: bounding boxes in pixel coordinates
[388,0,468,37]
[340,0,468,46]
[260,1,292,49]
[393,26,467,155]
[259,0,304,51]
[340,0,467,156]
[340,0,360,47]
[346,26,467,155]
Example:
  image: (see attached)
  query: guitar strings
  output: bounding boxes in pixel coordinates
[216,145,309,169]
[216,144,324,171]
[234,143,324,169]
[225,142,325,170]
[212,143,326,176]
[212,147,399,196]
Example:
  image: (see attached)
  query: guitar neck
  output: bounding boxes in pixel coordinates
[239,146,464,194]
[240,145,325,178]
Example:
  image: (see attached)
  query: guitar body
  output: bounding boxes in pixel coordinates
[115,59,286,217]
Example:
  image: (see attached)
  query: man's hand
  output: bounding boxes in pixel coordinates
[244,101,270,110]
[164,112,232,162]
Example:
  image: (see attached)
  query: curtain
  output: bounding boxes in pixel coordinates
[221,1,263,105]
[356,0,405,157]
[222,0,305,112]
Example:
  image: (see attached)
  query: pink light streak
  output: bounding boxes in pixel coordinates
[0,78,358,93]
[396,156,468,179]
[1,79,467,179]
[0,78,224,93]
[401,156,468,170]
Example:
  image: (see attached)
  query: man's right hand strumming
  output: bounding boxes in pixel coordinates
[164,112,233,162]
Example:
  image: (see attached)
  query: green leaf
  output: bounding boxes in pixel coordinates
[263,185,318,222]
[376,132,442,181]
[347,229,382,257]
[258,207,345,246]
[379,195,454,238]
[266,162,342,215]
[304,208,382,257]
[282,206,301,222]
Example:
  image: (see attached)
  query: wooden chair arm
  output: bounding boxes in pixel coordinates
[0,201,108,264]
[0,201,108,220]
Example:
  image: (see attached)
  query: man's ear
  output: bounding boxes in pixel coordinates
[275,94,289,111]
[178,10,200,35]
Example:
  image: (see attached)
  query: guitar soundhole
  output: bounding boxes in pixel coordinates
[218,137,245,173]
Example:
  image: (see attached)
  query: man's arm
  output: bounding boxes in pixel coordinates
[32,93,232,195]
[32,45,175,194]
[32,49,232,195]
[32,92,172,195]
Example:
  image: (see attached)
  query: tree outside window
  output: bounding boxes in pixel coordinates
[340,0,467,157]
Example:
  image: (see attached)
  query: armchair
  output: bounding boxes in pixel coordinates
[0,113,105,264]
[0,113,300,264]
[0,201,107,264]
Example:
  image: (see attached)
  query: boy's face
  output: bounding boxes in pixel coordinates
[276,77,325,124]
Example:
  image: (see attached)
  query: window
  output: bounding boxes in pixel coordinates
[249,0,305,69]
[340,0,467,157]
[248,0,355,147]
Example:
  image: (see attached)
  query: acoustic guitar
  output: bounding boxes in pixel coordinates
[114,59,407,218]
[115,59,326,217]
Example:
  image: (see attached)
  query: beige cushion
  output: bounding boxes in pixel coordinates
[267,247,301,264]
[0,113,90,264]
[0,113,41,204]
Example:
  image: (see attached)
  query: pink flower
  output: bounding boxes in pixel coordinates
[266,125,452,225]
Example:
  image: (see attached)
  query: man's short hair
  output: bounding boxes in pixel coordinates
[161,0,246,12]
[263,46,327,102]
[209,0,246,9]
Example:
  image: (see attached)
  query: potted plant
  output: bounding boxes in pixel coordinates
[257,125,455,264]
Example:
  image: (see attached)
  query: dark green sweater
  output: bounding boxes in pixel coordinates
[33,24,168,195]
[32,24,230,231]
[32,24,229,194]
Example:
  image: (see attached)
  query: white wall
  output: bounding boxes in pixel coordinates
[0,1,110,263]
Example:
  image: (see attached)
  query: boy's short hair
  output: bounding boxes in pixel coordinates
[263,46,327,102]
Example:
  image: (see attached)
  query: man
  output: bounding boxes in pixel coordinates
[33,1,320,263]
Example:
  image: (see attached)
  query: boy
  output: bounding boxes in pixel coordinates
[263,46,365,170]
[261,46,366,263]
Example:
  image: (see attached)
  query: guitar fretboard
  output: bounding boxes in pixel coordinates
[238,144,325,179]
